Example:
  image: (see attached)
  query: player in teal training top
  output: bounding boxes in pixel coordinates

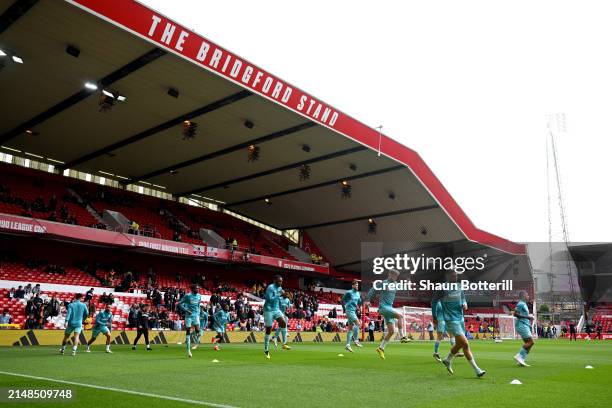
[364,269,410,360]
[513,290,534,367]
[342,279,363,352]
[197,304,209,345]
[439,270,485,377]
[86,304,114,353]
[431,291,459,362]
[212,304,231,350]
[263,275,290,359]
[60,293,89,356]
[178,284,202,358]
[273,292,292,348]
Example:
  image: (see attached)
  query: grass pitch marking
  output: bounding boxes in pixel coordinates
[0,370,239,408]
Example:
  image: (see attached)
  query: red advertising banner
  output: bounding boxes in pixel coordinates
[65,0,525,256]
[0,214,46,234]
[250,254,330,274]
[0,213,329,274]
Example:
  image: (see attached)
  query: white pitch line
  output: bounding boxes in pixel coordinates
[0,371,239,408]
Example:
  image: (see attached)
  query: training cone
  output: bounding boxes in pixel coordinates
[585,365,594,369]
[510,379,522,385]
[212,359,220,363]
[337,353,344,357]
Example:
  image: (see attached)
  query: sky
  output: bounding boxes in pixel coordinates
[141,0,612,243]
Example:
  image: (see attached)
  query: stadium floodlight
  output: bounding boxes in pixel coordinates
[299,164,311,181]
[368,218,377,234]
[247,145,260,162]
[85,82,98,90]
[0,49,6,57]
[264,198,272,205]
[102,89,114,98]
[182,120,198,140]
[117,95,127,102]
[341,180,352,199]
[11,55,23,64]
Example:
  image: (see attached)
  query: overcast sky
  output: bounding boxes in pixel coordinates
[142,0,611,243]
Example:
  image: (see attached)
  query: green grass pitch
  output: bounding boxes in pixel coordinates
[0,340,610,407]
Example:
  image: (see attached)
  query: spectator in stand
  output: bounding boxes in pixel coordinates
[0,308,12,326]
[25,300,38,318]
[6,288,15,299]
[32,284,41,295]
[128,304,139,329]
[328,307,337,319]
[32,293,43,308]
[158,308,170,329]
[25,314,37,329]
[24,284,32,295]
[210,291,221,307]
[84,288,94,304]
[150,288,162,308]
[48,296,60,317]
[149,309,159,329]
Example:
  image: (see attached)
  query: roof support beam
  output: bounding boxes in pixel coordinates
[129,121,316,184]
[179,146,366,197]
[226,165,405,207]
[60,89,252,170]
[0,47,167,145]
[290,204,439,230]
[0,0,38,35]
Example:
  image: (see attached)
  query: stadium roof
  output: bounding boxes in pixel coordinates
[0,0,525,274]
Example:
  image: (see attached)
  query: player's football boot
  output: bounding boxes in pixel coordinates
[433,352,442,362]
[132,346,136,350]
[105,349,113,354]
[214,345,220,351]
[282,344,291,350]
[264,351,271,359]
[188,350,193,358]
[400,336,411,343]
[59,348,65,355]
[353,341,363,348]
[514,354,529,367]
[191,344,198,350]
[71,350,76,356]
[345,345,354,353]
[476,369,486,378]
[442,359,454,375]
[376,347,386,359]
[85,348,91,353]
